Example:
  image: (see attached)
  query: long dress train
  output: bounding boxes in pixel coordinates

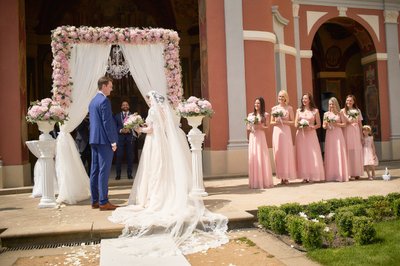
[109,91,228,256]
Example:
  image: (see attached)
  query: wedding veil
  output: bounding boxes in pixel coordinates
[109,91,228,256]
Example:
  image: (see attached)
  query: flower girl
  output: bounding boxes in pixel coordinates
[362,125,378,180]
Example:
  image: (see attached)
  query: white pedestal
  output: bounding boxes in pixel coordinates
[186,116,208,197]
[26,140,57,208]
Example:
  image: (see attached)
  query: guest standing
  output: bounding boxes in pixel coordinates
[362,125,378,180]
[341,95,363,180]
[114,100,137,180]
[271,90,297,184]
[89,76,118,211]
[323,97,348,182]
[294,93,325,182]
[75,114,91,176]
[247,97,273,189]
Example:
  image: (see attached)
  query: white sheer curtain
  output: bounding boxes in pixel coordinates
[120,44,167,97]
[56,43,111,204]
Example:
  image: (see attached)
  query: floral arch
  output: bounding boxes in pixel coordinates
[49,26,185,204]
[51,26,183,108]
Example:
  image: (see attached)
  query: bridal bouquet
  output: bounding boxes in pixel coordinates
[298,119,309,128]
[271,108,286,118]
[178,96,214,117]
[347,109,359,119]
[26,98,68,125]
[123,113,144,129]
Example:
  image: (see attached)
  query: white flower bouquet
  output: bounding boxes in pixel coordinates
[178,96,214,117]
[244,114,259,125]
[26,98,68,125]
[271,108,286,118]
[298,119,309,128]
[324,113,336,123]
[123,113,144,129]
[347,109,359,119]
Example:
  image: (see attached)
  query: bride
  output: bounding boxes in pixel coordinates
[109,91,228,256]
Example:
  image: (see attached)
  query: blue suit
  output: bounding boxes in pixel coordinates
[89,93,118,205]
[114,112,137,177]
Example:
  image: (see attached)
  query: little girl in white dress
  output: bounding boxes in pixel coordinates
[362,125,378,180]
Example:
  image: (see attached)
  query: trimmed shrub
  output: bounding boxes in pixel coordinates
[393,199,400,218]
[306,201,331,218]
[286,215,306,244]
[326,198,347,212]
[301,220,325,250]
[352,216,376,245]
[342,197,365,207]
[366,195,385,205]
[258,206,278,229]
[336,211,354,237]
[366,200,392,221]
[337,204,367,217]
[386,192,400,203]
[269,209,287,234]
[280,203,303,215]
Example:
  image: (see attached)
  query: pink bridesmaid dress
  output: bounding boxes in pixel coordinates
[324,112,349,182]
[363,136,378,166]
[341,109,364,177]
[271,105,297,180]
[295,109,325,181]
[248,113,274,189]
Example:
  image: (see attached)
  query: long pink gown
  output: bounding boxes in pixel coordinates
[295,109,325,181]
[324,111,349,182]
[248,113,273,189]
[271,105,297,180]
[341,108,364,176]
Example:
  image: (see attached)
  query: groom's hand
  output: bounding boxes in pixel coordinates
[111,143,117,152]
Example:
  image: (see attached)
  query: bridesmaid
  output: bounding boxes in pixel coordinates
[341,95,364,180]
[323,97,349,182]
[247,97,273,189]
[294,93,325,183]
[271,90,297,184]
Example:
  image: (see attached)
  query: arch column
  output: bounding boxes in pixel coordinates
[384,10,400,159]
[224,0,248,149]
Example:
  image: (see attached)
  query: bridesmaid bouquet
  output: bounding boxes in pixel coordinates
[123,113,144,129]
[298,119,309,128]
[271,108,286,118]
[324,113,336,123]
[244,114,259,125]
[347,109,359,120]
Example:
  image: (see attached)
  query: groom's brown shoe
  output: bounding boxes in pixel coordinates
[99,202,118,211]
[91,202,99,209]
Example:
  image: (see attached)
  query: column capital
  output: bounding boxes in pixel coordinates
[292,2,300,18]
[384,10,399,24]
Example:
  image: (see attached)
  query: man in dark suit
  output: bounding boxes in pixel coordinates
[75,114,91,176]
[114,100,136,180]
[89,76,118,211]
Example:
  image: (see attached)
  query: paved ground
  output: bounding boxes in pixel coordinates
[0,161,399,265]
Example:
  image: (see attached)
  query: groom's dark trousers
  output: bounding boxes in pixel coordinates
[89,93,118,205]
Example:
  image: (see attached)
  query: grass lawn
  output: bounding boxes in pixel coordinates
[307,219,400,266]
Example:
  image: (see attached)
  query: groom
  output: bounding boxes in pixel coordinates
[89,76,118,211]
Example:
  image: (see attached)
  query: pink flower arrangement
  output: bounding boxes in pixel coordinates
[26,98,68,124]
[51,26,183,108]
[123,113,144,129]
[178,96,214,117]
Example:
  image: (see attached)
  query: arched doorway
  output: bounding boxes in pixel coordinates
[311,17,381,140]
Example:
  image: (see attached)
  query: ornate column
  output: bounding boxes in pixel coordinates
[186,116,208,197]
[26,140,57,208]
[292,1,303,102]
[384,9,400,158]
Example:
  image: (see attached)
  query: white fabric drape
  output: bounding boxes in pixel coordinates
[120,44,167,97]
[56,43,111,204]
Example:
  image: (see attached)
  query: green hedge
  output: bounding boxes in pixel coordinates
[352,216,376,245]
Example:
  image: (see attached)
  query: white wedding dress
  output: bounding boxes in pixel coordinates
[109,91,228,256]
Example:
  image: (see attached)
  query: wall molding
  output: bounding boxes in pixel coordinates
[300,50,313,58]
[275,44,297,56]
[361,53,388,65]
[243,30,276,43]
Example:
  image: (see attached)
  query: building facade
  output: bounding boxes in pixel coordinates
[0,0,399,187]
